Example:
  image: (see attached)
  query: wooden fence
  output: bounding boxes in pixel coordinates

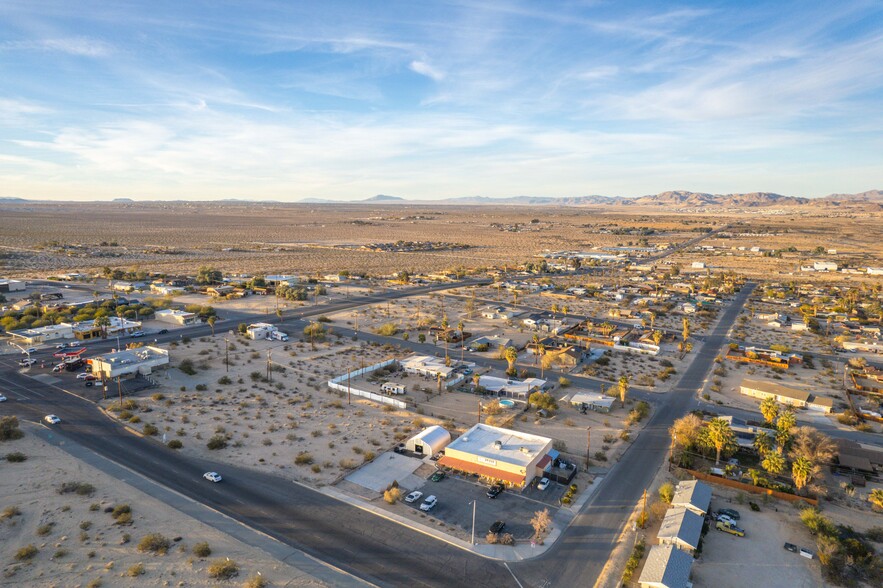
[684,469,818,506]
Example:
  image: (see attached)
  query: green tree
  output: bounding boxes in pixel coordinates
[702,418,736,465]
[652,330,663,346]
[870,489,883,510]
[196,266,222,285]
[760,397,779,425]
[682,316,690,343]
[775,409,797,454]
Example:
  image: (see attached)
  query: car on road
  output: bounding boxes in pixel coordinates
[404,491,423,503]
[430,470,446,482]
[76,372,96,380]
[55,343,67,349]
[489,521,506,535]
[130,331,145,338]
[44,414,61,424]
[486,483,504,499]
[52,364,65,372]
[157,329,168,334]
[69,342,81,348]
[716,521,745,537]
[18,358,37,367]
[203,472,222,483]
[537,477,551,491]
[0,394,7,402]
[718,508,740,520]
[419,496,437,511]
[22,347,37,354]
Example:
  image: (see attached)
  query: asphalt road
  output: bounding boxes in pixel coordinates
[0,361,510,588]
[508,281,755,587]
[0,280,757,587]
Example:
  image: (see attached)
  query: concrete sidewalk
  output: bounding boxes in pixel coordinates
[27,423,374,588]
[321,475,605,562]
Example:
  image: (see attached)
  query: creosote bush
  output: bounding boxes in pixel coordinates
[207,558,239,580]
[192,542,212,557]
[137,533,171,555]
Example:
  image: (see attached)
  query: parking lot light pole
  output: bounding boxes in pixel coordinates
[471,499,477,545]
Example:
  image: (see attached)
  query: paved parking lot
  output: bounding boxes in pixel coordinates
[692,501,823,588]
[400,472,565,541]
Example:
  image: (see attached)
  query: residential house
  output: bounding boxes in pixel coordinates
[671,480,711,516]
[638,545,693,588]
[657,507,703,553]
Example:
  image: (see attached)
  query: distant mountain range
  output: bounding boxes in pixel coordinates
[295,190,882,208]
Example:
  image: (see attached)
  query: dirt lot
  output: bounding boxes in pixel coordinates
[692,494,824,588]
[99,335,448,487]
[0,428,322,587]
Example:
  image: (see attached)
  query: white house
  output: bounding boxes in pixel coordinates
[813,261,838,272]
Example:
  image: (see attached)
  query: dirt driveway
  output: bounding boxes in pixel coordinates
[692,500,825,588]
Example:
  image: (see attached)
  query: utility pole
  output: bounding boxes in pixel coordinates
[586,427,591,471]
[477,399,481,424]
[347,367,351,405]
[224,336,229,372]
[117,376,123,405]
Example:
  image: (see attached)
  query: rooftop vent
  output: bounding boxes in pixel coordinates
[494,440,503,450]
[520,446,529,453]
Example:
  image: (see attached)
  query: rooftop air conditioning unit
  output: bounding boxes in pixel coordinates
[494,440,503,450]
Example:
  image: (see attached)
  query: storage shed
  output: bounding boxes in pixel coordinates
[405,425,451,456]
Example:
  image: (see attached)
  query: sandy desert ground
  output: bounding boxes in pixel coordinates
[0,426,325,588]
[5,201,871,277]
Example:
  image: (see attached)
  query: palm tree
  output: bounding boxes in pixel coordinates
[753,431,773,456]
[760,397,780,425]
[504,346,518,376]
[704,418,736,465]
[762,451,785,476]
[537,344,546,378]
[441,314,450,364]
[791,456,814,492]
[682,316,690,343]
[618,375,629,408]
[776,409,797,454]
[94,315,111,339]
[648,311,656,329]
[207,316,217,336]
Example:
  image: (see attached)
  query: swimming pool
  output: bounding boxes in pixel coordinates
[498,399,515,408]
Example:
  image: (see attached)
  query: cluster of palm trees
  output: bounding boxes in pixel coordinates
[669,399,836,495]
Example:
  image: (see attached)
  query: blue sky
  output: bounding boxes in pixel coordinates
[1,0,881,201]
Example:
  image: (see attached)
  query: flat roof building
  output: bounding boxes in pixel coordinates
[8,323,74,345]
[155,309,199,325]
[0,279,26,293]
[401,355,457,379]
[90,346,169,379]
[438,423,553,487]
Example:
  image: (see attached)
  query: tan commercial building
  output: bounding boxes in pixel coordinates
[437,423,553,488]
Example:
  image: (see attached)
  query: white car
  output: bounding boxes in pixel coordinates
[76,372,96,380]
[44,414,61,424]
[716,514,737,526]
[404,491,423,503]
[131,331,145,338]
[203,472,222,483]
[18,358,37,367]
[0,394,7,402]
[537,477,551,491]
[22,347,37,354]
[55,343,67,349]
[419,495,437,512]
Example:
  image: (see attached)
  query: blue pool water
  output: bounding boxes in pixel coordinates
[499,399,515,408]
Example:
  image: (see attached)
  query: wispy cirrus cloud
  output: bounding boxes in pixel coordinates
[409,60,445,81]
[1,36,112,57]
